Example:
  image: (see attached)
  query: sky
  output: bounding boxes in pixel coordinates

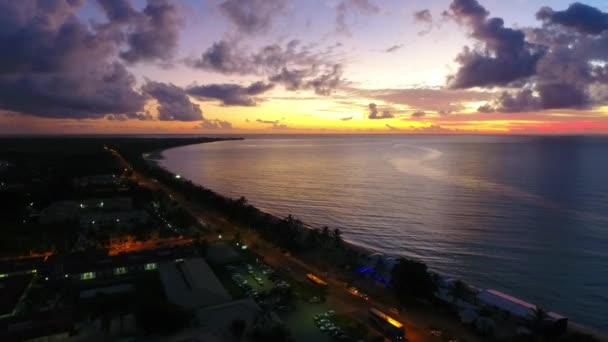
[2,0,608,134]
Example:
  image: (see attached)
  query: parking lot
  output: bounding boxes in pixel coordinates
[226,262,274,297]
[223,261,367,342]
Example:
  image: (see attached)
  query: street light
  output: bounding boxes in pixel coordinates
[218,234,222,239]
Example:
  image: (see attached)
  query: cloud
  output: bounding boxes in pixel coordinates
[368,103,394,119]
[477,104,495,113]
[256,119,279,124]
[345,87,492,113]
[218,0,287,34]
[0,0,166,119]
[117,0,181,64]
[414,9,433,23]
[461,2,608,112]
[95,0,182,64]
[336,0,380,35]
[411,111,426,119]
[386,44,404,53]
[446,0,544,88]
[191,40,344,95]
[340,116,353,121]
[414,9,434,35]
[270,123,290,130]
[141,81,203,121]
[188,81,274,106]
[413,124,452,133]
[197,119,233,129]
[386,123,400,131]
[256,118,289,129]
[537,3,608,35]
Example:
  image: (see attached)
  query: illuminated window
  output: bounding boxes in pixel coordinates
[144,263,157,271]
[114,267,127,275]
[80,272,96,280]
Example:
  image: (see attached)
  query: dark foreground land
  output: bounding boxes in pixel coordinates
[0,136,604,342]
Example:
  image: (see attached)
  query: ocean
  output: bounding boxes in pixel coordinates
[159,135,608,332]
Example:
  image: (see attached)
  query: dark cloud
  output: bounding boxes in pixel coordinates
[97,0,138,23]
[368,103,394,119]
[477,104,495,113]
[218,0,287,34]
[411,111,426,118]
[446,0,544,88]
[141,81,203,121]
[537,3,608,35]
[95,0,182,64]
[336,0,380,35]
[117,0,182,64]
[0,0,152,119]
[414,9,433,23]
[192,40,251,74]
[477,85,589,113]
[197,119,233,129]
[386,44,404,53]
[188,81,274,106]
[340,116,353,121]
[538,83,589,109]
[467,2,608,112]
[193,40,343,95]
[413,9,434,35]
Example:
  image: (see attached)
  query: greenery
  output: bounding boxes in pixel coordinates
[390,257,438,301]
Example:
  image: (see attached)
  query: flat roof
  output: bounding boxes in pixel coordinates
[159,258,231,310]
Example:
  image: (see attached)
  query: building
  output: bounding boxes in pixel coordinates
[478,289,568,333]
[159,258,231,310]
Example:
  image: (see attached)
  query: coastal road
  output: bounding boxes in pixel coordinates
[114,149,481,342]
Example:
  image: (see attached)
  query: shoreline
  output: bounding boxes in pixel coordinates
[149,140,607,340]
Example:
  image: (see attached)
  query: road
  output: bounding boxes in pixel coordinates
[113,149,481,342]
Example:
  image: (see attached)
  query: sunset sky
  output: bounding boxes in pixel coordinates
[2,0,608,134]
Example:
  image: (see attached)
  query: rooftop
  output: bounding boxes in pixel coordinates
[159,258,231,310]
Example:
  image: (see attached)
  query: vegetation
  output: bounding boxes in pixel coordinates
[390,257,438,301]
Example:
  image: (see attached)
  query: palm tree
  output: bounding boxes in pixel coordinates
[321,226,330,247]
[529,306,549,334]
[306,228,320,247]
[448,280,468,305]
[332,228,343,247]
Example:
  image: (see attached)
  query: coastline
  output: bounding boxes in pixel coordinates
[149,141,607,340]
